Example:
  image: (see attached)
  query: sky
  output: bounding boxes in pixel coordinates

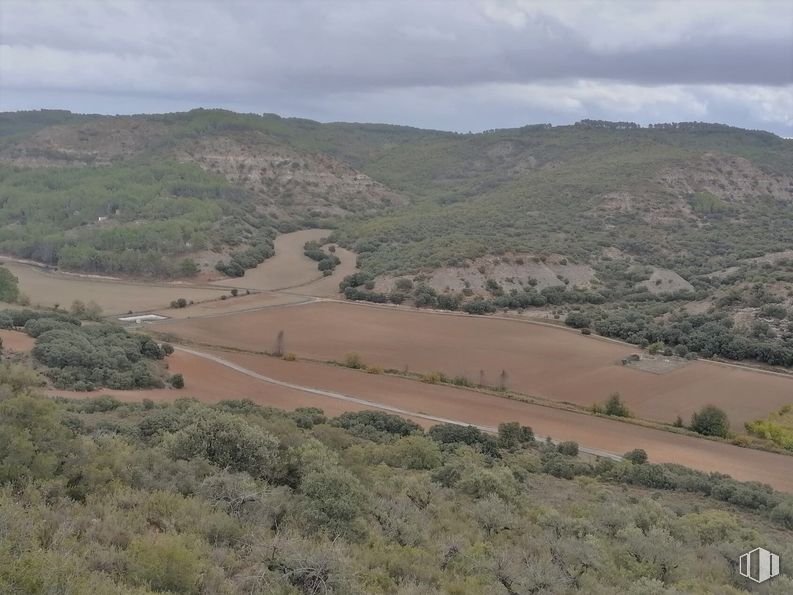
[1,0,792,134]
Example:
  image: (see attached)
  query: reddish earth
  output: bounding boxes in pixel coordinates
[156,301,793,428]
[209,229,357,297]
[1,260,226,315]
[0,329,35,352]
[49,348,793,493]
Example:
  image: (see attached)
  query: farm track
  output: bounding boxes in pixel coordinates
[174,346,622,461]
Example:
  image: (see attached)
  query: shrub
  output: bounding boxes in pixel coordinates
[421,371,444,384]
[462,299,496,315]
[0,267,19,303]
[282,352,297,361]
[171,373,185,389]
[169,411,281,480]
[127,533,206,593]
[691,405,730,438]
[343,352,364,369]
[556,441,579,456]
[624,448,648,464]
[332,410,421,439]
[594,393,632,418]
[394,278,414,292]
[564,311,591,329]
[497,421,534,450]
[428,423,498,456]
[292,407,327,429]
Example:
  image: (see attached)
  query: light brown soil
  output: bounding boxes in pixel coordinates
[0,330,35,352]
[153,291,311,319]
[2,260,226,315]
[49,348,793,492]
[210,229,354,297]
[377,253,595,295]
[157,301,793,428]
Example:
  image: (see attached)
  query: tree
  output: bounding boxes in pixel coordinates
[497,421,534,450]
[690,405,730,438]
[604,393,631,417]
[498,369,509,391]
[564,311,591,329]
[274,330,285,357]
[178,258,199,277]
[0,267,20,303]
[624,448,648,464]
[169,411,281,480]
[556,441,579,456]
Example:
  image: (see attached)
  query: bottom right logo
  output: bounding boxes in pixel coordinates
[739,547,779,583]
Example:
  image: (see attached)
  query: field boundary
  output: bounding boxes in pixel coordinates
[174,345,623,461]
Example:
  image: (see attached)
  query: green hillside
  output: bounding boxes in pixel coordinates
[0,362,791,593]
[3,110,793,365]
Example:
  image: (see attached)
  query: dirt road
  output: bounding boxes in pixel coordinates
[49,346,793,493]
[156,300,793,428]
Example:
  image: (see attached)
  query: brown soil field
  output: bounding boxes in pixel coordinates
[210,229,354,296]
[45,350,362,418]
[0,329,35,352]
[157,301,793,428]
[153,291,312,319]
[1,260,226,315]
[49,347,793,492]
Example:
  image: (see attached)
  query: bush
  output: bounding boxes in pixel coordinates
[171,373,185,389]
[343,352,364,369]
[394,278,413,292]
[29,320,166,390]
[332,410,421,439]
[429,423,498,456]
[169,411,281,480]
[624,448,648,464]
[0,267,20,303]
[292,407,327,429]
[594,393,632,417]
[564,311,591,329]
[127,533,206,593]
[497,421,534,450]
[690,405,730,438]
[556,441,579,456]
[462,299,496,315]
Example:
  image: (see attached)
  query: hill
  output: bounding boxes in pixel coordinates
[0,362,792,593]
[3,110,793,366]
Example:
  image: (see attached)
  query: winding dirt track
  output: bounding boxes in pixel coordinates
[49,346,793,493]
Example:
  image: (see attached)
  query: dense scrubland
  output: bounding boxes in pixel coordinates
[1,361,792,593]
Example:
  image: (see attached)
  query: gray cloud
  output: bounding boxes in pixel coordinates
[1,0,791,134]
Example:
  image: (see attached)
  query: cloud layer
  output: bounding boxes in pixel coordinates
[1,0,791,134]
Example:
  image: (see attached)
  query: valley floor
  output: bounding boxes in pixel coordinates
[8,230,793,493]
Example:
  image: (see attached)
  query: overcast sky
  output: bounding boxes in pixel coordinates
[1,0,792,134]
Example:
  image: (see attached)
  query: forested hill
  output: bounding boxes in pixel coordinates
[0,109,791,283]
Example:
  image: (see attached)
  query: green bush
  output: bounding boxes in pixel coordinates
[556,441,579,456]
[690,405,730,438]
[624,448,648,464]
